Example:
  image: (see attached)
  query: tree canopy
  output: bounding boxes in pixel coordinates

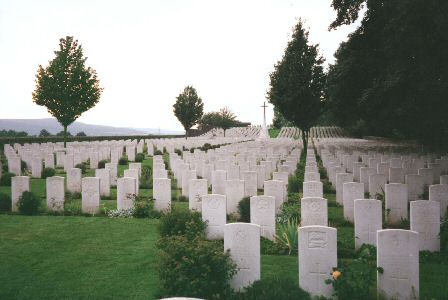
[327,0,448,145]
[39,129,51,137]
[267,20,326,149]
[32,36,102,147]
[199,107,243,136]
[173,86,204,139]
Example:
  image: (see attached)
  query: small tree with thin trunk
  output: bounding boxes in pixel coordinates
[32,36,102,147]
[217,107,237,137]
[267,20,326,150]
[173,86,204,139]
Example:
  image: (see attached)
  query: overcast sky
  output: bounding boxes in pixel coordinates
[0,0,360,131]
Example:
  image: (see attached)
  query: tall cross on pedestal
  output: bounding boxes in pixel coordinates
[261,102,267,127]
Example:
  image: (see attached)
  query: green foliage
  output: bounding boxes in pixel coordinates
[0,193,11,212]
[158,209,206,240]
[56,131,72,137]
[156,236,236,299]
[177,195,188,202]
[154,149,163,156]
[277,197,301,224]
[21,160,27,173]
[288,175,300,193]
[441,210,448,253]
[39,129,51,137]
[133,196,160,218]
[235,277,311,300]
[174,149,182,156]
[327,0,448,146]
[0,130,28,137]
[260,237,289,255]
[275,218,299,255]
[118,156,128,165]
[326,244,378,300]
[75,163,86,174]
[0,172,15,186]
[140,165,152,189]
[17,191,41,215]
[76,131,87,137]
[238,197,250,222]
[32,36,103,147]
[135,153,145,162]
[173,86,204,139]
[98,159,108,169]
[42,168,56,179]
[267,20,326,149]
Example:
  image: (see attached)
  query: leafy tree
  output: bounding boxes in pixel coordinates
[76,131,87,137]
[39,129,51,137]
[0,130,28,137]
[217,107,237,137]
[56,130,72,137]
[173,86,204,139]
[272,107,292,129]
[267,20,326,149]
[327,0,448,145]
[32,36,103,147]
[198,111,221,132]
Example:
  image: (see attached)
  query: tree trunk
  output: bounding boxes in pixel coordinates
[185,128,188,140]
[223,129,226,137]
[63,125,67,148]
[301,129,308,151]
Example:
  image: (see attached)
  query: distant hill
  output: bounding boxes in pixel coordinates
[0,119,182,136]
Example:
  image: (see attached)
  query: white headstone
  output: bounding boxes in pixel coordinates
[188,178,208,211]
[250,195,276,240]
[410,200,440,252]
[343,182,364,222]
[301,197,328,226]
[369,174,387,197]
[124,169,139,196]
[67,168,82,193]
[406,174,424,201]
[377,229,419,300]
[264,180,285,212]
[224,223,260,291]
[95,168,111,197]
[225,179,245,215]
[11,176,30,212]
[429,184,448,218]
[354,199,382,249]
[303,181,323,198]
[242,171,257,197]
[202,194,226,240]
[385,183,408,224]
[298,225,337,298]
[81,177,100,214]
[153,178,171,212]
[46,176,65,211]
[336,173,354,205]
[211,170,227,195]
[117,177,136,210]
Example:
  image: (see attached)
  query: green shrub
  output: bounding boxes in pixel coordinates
[156,236,236,299]
[154,149,163,156]
[158,209,206,240]
[177,195,188,202]
[75,163,86,174]
[441,210,448,253]
[325,244,377,300]
[98,159,108,169]
[133,196,160,218]
[42,167,56,179]
[21,160,27,172]
[260,237,289,255]
[174,149,182,156]
[276,198,300,224]
[238,197,250,222]
[17,191,40,215]
[118,156,128,165]
[1,162,8,173]
[235,277,311,300]
[0,172,15,186]
[135,153,145,162]
[140,165,152,189]
[288,175,300,193]
[0,193,11,212]
[275,218,299,255]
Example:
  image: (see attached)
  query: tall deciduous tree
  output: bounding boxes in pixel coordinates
[217,107,237,137]
[32,36,102,147]
[267,20,326,149]
[173,86,204,139]
[327,0,448,145]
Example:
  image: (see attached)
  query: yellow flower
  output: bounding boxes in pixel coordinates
[332,270,342,280]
